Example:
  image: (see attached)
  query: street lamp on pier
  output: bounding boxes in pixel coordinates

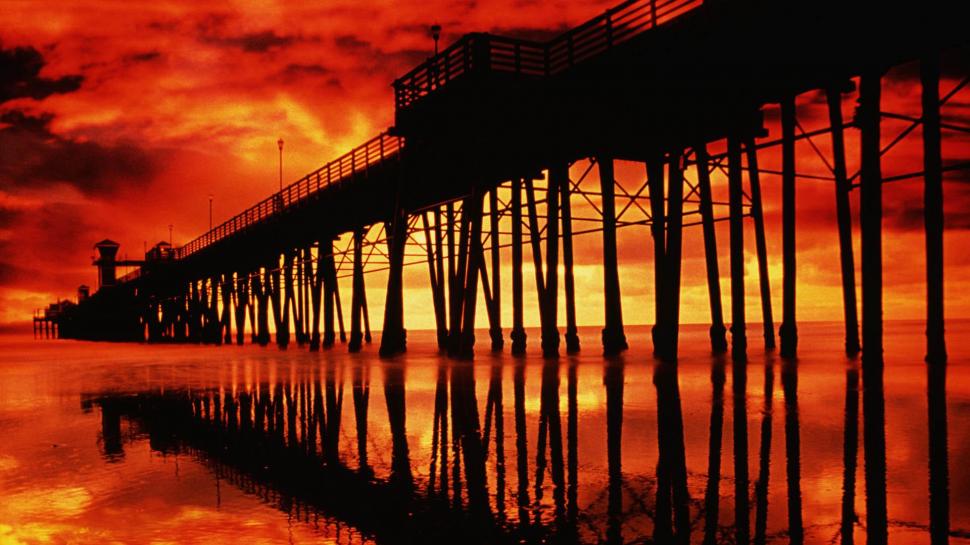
[430,24,441,56]
[277,138,284,193]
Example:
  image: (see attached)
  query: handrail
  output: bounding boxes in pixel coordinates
[175,132,403,260]
[393,0,702,110]
[162,0,702,263]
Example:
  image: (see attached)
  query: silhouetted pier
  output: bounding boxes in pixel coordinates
[49,0,967,368]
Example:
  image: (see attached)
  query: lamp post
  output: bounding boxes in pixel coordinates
[277,138,284,193]
[168,224,173,245]
[430,24,441,56]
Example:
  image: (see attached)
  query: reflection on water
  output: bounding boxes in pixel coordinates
[0,322,968,544]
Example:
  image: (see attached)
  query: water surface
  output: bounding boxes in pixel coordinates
[1,322,967,544]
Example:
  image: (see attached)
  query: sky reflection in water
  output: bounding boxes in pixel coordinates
[0,321,967,544]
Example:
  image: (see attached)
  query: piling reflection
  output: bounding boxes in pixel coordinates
[78,342,960,545]
[927,359,950,545]
[841,360,860,544]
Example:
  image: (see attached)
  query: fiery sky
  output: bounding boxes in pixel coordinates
[1,1,969,332]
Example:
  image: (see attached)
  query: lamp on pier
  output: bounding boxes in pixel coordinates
[430,24,441,56]
[277,138,284,194]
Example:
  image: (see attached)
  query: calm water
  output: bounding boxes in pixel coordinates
[1,322,967,544]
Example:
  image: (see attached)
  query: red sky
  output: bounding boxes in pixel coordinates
[1,0,969,331]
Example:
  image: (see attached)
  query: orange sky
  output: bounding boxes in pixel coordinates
[1,0,969,331]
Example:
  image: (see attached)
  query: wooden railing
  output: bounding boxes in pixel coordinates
[393,34,547,110]
[393,0,703,110]
[165,0,701,263]
[175,132,403,260]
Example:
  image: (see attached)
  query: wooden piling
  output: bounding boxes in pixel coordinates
[511,179,527,354]
[779,97,798,357]
[745,136,776,351]
[728,136,747,362]
[695,144,728,353]
[922,52,947,364]
[826,86,861,355]
[598,157,628,354]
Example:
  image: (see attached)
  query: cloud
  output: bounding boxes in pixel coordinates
[123,51,162,64]
[196,15,301,53]
[0,111,159,196]
[0,44,83,102]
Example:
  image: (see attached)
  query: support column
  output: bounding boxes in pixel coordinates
[269,261,282,347]
[304,246,312,344]
[449,201,471,354]
[422,211,448,351]
[255,269,270,346]
[826,85,861,355]
[695,144,728,352]
[728,136,747,362]
[489,188,504,351]
[447,202,458,348]
[859,69,888,545]
[322,241,338,348]
[380,210,408,357]
[511,179,527,354]
[598,157,627,354]
[334,264,346,343]
[310,243,323,351]
[525,178,548,354]
[247,272,257,344]
[434,207,448,349]
[922,53,947,364]
[745,137,776,350]
[459,191,485,357]
[647,154,667,357]
[543,167,563,358]
[211,276,221,344]
[560,168,580,353]
[779,96,798,357]
[349,229,365,352]
[234,273,249,345]
[189,281,201,342]
[362,275,372,344]
[662,151,685,360]
[279,253,293,349]
[295,247,305,346]
[221,272,233,344]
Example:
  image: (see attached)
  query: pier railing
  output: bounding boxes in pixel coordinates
[393,0,702,110]
[175,132,403,260]
[176,0,701,260]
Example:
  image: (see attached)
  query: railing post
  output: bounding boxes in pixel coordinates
[567,34,574,67]
[651,0,658,27]
[473,34,490,72]
[606,12,613,48]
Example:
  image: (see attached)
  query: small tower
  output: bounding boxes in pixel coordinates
[93,239,121,289]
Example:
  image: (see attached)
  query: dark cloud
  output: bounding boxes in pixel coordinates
[0,44,83,103]
[0,202,94,289]
[124,51,162,63]
[282,63,330,77]
[194,12,302,53]
[335,35,370,51]
[279,63,341,88]
[0,111,159,196]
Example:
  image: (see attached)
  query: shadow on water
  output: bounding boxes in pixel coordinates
[81,345,959,544]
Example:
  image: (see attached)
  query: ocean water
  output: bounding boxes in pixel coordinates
[0,321,967,544]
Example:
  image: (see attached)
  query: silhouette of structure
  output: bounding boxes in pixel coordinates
[46,0,966,368]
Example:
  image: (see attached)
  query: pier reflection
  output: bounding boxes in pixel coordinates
[82,346,957,544]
